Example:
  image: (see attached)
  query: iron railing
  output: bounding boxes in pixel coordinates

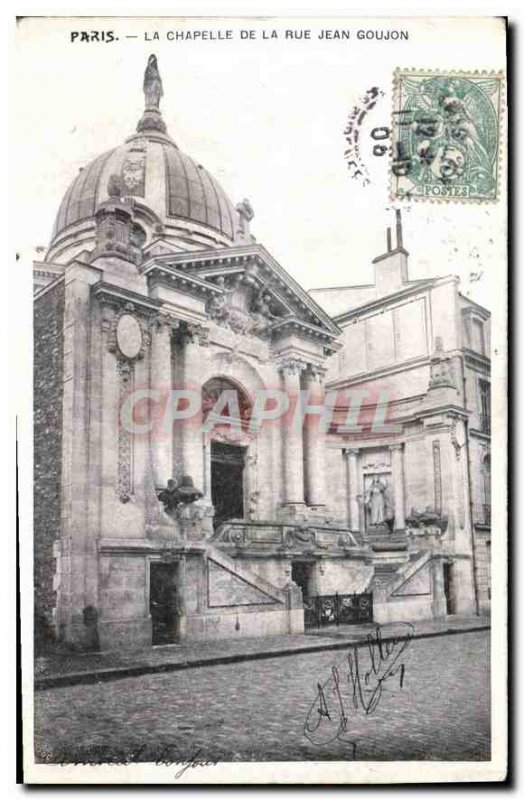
[303,592,373,629]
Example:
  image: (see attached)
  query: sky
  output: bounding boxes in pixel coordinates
[16,16,506,310]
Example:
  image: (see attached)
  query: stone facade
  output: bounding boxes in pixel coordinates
[32,58,489,653]
[33,279,64,649]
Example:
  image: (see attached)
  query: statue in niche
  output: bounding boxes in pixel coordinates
[362,477,394,531]
[364,477,387,525]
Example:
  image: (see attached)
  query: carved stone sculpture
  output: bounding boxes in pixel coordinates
[429,336,456,389]
[236,198,254,240]
[363,478,388,526]
[143,54,163,110]
[137,54,167,134]
[157,478,180,513]
[157,476,203,514]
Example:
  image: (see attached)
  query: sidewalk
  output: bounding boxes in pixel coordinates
[35,615,489,690]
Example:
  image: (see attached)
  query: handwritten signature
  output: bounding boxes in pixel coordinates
[172,748,220,779]
[304,622,414,752]
[49,742,219,777]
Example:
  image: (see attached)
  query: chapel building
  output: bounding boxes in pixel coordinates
[33,57,490,652]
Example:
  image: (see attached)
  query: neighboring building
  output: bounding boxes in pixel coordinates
[460,297,491,613]
[311,213,491,618]
[33,58,489,652]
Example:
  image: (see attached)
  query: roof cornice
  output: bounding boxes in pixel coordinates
[140,243,341,337]
[334,275,458,324]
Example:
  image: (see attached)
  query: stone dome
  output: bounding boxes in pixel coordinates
[46,58,239,264]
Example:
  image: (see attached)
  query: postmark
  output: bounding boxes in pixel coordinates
[391,69,504,202]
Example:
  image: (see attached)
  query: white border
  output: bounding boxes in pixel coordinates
[5,1,514,791]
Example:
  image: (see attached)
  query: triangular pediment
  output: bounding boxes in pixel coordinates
[141,243,341,342]
[142,238,186,258]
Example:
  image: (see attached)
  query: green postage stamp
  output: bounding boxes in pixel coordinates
[391,69,504,202]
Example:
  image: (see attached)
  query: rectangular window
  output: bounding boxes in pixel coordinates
[472,318,485,355]
[479,379,491,434]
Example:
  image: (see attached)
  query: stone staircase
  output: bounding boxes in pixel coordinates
[204,542,289,606]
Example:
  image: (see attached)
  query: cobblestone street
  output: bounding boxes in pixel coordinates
[34,630,490,764]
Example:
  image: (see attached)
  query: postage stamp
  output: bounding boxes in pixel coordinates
[391,69,504,202]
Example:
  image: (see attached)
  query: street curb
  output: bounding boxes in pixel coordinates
[35,624,490,691]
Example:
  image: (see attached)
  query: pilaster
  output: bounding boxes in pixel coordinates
[390,443,406,530]
[302,365,327,509]
[345,447,360,532]
[278,358,306,513]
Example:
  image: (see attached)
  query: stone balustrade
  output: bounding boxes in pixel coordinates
[210,519,367,556]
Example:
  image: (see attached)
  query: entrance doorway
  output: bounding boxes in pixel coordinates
[211,441,245,528]
[443,562,456,615]
[291,561,315,598]
[149,562,179,645]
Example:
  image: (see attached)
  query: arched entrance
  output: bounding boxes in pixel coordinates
[202,377,253,528]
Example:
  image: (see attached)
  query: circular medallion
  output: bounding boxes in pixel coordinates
[116,314,142,360]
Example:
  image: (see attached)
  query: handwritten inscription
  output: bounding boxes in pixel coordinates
[304,623,414,752]
[42,742,219,778]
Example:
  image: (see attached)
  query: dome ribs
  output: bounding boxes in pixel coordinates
[198,165,222,232]
[62,149,115,229]
[162,141,235,241]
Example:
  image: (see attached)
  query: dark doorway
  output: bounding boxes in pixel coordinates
[149,562,179,645]
[291,561,315,598]
[443,562,456,615]
[211,442,245,528]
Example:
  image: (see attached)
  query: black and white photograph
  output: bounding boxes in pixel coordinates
[15,13,507,784]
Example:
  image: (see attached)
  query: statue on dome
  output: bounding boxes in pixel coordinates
[143,54,163,110]
[236,198,254,241]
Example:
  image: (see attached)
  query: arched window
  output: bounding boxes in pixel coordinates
[201,377,253,431]
[130,223,147,249]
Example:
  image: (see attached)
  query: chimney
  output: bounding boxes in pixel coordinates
[395,209,403,249]
[372,210,409,294]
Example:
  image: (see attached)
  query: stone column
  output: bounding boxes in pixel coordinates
[302,367,326,509]
[175,555,188,640]
[346,448,360,531]
[390,443,406,530]
[280,359,306,510]
[179,324,207,492]
[150,314,177,488]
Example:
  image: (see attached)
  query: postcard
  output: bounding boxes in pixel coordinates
[17,14,507,784]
